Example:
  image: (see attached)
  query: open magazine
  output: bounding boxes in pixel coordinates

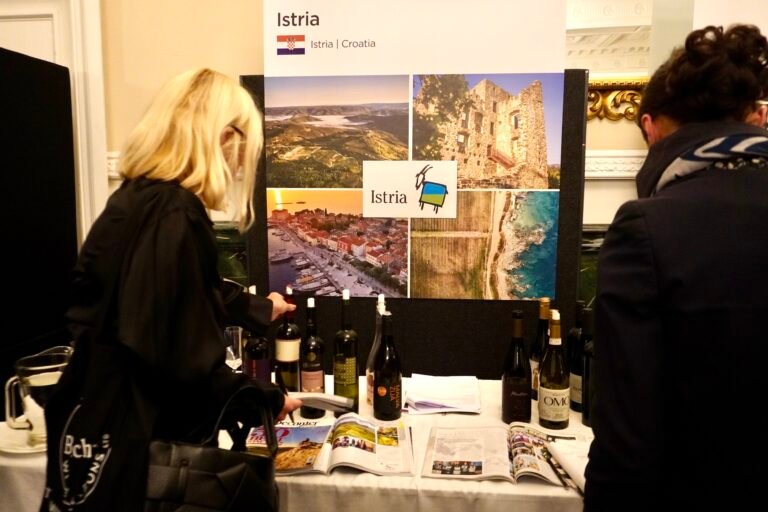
[422,422,588,490]
[247,413,413,476]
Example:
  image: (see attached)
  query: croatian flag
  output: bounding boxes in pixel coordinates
[277,35,305,55]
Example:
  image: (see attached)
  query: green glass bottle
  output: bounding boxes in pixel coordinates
[333,289,358,417]
[530,297,550,401]
[567,300,586,412]
[538,309,569,429]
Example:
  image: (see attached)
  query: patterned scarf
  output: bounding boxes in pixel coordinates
[635,122,768,198]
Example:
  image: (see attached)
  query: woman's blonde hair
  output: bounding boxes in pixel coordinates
[120,68,263,231]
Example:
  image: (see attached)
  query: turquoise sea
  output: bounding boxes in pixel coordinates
[509,191,559,299]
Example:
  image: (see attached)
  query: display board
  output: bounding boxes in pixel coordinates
[244,1,587,376]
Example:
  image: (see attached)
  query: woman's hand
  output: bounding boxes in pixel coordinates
[267,292,296,322]
[276,395,303,422]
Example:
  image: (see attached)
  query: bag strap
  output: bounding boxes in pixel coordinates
[203,385,278,458]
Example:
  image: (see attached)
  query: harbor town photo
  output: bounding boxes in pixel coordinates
[267,189,408,297]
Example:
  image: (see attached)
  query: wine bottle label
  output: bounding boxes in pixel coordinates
[373,380,403,419]
[334,357,357,386]
[502,377,532,423]
[300,370,324,393]
[365,370,374,405]
[244,359,271,382]
[529,360,540,392]
[275,338,300,362]
[569,374,583,404]
[538,387,570,421]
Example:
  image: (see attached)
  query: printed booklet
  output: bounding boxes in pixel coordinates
[247,412,413,476]
[422,422,587,490]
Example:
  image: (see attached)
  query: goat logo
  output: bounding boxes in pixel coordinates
[415,165,448,214]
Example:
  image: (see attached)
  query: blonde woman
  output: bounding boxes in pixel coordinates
[42,69,301,510]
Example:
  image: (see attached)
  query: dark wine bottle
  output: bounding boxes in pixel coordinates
[567,300,585,412]
[300,297,325,419]
[365,294,386,406]
[580,308,595,426]
[275,285,300,392]
[538,309,569,429]
[373,312,401,421]
[334,289,359,417]
[243,332,271,385]
[530,297,550,401]
[582,338,595,427]
[501,310,531,423]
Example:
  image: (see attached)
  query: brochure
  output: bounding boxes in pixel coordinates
[422,422,586,490]
[247,413,413,476]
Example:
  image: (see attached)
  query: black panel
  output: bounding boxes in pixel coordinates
[241,71,588,379]
[555,69,589,333]
[0,48,78,415]
[239,75,270,294]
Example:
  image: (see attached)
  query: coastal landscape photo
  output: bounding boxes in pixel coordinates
[265,75,409,188]
[267,189,408,298]
[410,190,558,300]
[412,73,563,189]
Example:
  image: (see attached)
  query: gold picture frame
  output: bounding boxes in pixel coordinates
[587,77,649,122]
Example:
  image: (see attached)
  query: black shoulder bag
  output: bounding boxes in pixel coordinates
[145,385,279,512]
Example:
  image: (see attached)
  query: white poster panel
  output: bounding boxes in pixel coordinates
[264,1,565,75]
[363,161,457,218]
[262,0,567,299]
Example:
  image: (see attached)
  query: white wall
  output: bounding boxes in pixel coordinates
[693,0,768,30]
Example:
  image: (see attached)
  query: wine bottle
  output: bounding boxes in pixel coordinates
[300,297,325,419]
[567,300,585,412]
[530,297,550,400]
[243,332,271,384]
[334,289,359,416]
[501,310,531,423]
[373,312,401,421]
[365,293,386,406]
[275,285,301,391]
[538,309,569,429]
[582,338,595,427]
[580,308,595,424]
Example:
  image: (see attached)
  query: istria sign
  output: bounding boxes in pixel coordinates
[363,161,457,219]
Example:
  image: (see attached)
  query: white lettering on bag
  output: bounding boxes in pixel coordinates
[58,404,113,506]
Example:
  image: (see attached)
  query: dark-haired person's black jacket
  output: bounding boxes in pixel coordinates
[42,178,284,511]
[585,122,768,510]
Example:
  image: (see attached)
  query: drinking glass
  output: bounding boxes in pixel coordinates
[224,326,243,371]
[4,345,72,446]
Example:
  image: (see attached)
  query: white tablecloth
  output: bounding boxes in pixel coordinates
[277,378,591,512]
[0,378,592,512]
[0,422,46,511]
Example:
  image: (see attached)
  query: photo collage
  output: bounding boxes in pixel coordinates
[256,73,564,300]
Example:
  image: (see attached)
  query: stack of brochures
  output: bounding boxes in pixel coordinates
[404,374,481,415]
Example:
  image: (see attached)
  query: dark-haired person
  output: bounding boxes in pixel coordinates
[42,69,302,510]
[585,24,768,510]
